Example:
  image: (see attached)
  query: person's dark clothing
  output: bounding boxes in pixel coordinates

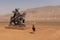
[32,25,35,32]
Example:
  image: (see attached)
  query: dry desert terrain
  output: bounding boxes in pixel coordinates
[0,22,60,40]
[0,6,60,40]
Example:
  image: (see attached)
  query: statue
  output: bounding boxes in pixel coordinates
[9,8,26,27]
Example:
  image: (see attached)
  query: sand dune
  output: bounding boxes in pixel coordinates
[26,6,60,22]
[0,6,60,22]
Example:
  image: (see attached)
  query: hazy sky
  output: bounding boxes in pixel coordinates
[0,0,60,15]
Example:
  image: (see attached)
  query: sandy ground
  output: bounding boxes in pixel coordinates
[0,23,60,40]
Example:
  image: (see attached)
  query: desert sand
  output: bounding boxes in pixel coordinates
[0,6,60,40]
[0,22,60,40]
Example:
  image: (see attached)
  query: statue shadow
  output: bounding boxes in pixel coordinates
[5,25,26,30]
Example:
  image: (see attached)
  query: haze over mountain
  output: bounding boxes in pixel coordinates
[0,6,60,22]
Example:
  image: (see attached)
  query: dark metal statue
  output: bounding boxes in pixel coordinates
[9,8,26,27]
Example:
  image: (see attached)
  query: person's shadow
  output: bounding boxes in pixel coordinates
[30,32,35,34]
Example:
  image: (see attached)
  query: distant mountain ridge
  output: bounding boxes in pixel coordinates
[26,6,60,22]
[0,6,60,22]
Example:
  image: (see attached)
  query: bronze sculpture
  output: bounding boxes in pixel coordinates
[9,8,26,27]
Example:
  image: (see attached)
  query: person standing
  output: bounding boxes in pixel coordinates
[32,24,35,33]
